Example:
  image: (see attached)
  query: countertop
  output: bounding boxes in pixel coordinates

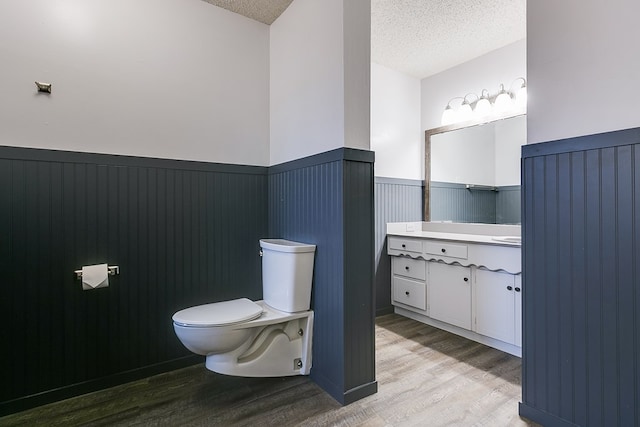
[386,222,521,247]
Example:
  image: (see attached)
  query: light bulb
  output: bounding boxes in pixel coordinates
[494,84,513,113]
[441,105,456,126]
[474,90,492,117]
[458,101,473,122]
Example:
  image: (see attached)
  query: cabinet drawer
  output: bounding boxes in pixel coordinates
[388,237,422,253]
[392,257,426,281]
[393,276,426,311]
[424,241,468,259]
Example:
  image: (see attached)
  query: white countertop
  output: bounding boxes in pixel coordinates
[387,222,521,247]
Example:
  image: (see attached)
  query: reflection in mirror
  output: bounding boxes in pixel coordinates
[425,114,526,224]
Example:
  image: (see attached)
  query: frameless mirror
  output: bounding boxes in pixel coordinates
[424,114,526,224]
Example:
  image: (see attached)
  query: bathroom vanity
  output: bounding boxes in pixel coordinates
[387,221,522,357]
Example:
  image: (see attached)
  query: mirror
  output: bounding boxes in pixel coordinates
[424,114,526,224]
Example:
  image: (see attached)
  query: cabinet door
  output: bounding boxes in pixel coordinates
[514,274,522,347]
[428,262,471,329]
[474,269,515,344]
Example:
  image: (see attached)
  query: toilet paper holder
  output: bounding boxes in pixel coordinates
[74,265,119,280]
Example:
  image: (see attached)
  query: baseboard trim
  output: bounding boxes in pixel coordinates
[0,355,202,417]
[376,306,394,317]
[518,402,579,427]
[343,381,378,405]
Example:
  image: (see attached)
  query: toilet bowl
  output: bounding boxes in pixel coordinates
[172,239,315,377]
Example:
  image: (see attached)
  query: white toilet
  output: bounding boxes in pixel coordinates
[172,239,316,377]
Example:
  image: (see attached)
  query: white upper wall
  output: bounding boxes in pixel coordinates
[528,1,640,143]
[421,40,526,133]
[370,63,421,179]
[494,115,526,186]
[270,0,370,166]
[0,0,270,165]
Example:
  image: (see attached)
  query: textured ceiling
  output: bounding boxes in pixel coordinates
[372,0,526,79]
[202,0,526,79]
[201,0,294,25]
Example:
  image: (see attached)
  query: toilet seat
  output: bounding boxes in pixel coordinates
[172,298,263,327]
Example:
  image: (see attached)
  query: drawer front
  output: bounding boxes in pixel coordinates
[388,237,422,253]
[392,257,426,281]
[424,241,468,259]
[393,276,427,311]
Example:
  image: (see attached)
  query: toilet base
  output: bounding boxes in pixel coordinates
[205,307,314,377]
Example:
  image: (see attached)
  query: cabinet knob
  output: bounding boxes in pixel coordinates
[405,266,410,270]
[405,291,410,296]
[507,285,513,291]
[441,248,446,253]
[463,277,469,282]
[515,287,521,292]
[402,244,406,248]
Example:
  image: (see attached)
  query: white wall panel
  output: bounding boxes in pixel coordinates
[0,0,270,165]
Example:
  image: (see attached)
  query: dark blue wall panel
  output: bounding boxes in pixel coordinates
[0,147,268,415]
[268,148,377,405]
[520,127,640,427]
[374,177,423,315]
[0,146,376,414]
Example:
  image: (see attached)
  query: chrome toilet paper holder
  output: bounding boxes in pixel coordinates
[75,265,119,280]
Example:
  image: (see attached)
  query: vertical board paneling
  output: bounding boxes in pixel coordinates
[0,148,268,413]
[556,153,573,420]
[430,182,496,223]
[344,161,375,392]
[495,185,521,224]
[520,129,640,427]
[268,149,376,405]
[374,178,422,315]
[430,182,520,224]
[269,161,345,397]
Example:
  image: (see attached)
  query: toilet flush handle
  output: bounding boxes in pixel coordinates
[259,249,263,257]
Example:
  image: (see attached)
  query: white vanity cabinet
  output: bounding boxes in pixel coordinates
[387,223,522,357]
[428,262,471,329]
[514,274,522,347]
[474,269,522,345]
[391,256,427,311]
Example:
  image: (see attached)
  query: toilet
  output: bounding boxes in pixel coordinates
[172,239,316,377]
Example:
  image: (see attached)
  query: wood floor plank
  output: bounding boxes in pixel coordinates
[0,314,538,426]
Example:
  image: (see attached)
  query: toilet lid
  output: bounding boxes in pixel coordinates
[172,298,263,327]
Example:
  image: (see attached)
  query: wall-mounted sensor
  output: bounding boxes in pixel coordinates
[35,81,52,93]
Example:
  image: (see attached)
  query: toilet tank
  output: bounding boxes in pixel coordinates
[260,239,316,312]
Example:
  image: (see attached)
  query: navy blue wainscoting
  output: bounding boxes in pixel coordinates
[268,148,377,405]
[520,127,640,427]
[374,177,423,315]
[0,147,268,415]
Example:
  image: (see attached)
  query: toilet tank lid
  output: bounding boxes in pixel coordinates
[260,239,316,253]
[172,298,263,327]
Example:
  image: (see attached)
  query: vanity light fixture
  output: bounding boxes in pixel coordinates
[440,78,527,126]
[511,77,527,109]
[493,84,513,113]
[458,94,477,122]
[441,96,464,126]
[474,89,492,116]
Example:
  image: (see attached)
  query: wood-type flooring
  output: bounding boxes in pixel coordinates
[0,314,538,426]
